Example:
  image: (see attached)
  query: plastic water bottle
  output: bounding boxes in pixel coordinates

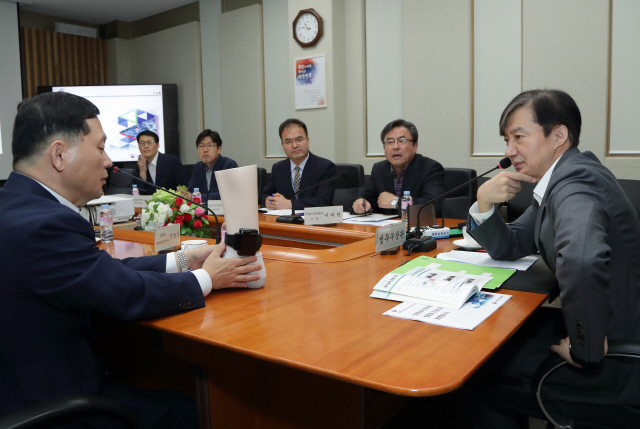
[131,184,139,196]
[401,191,412,223]
[221,221,227,242]
[99,204,114,243]
[192,188,202,204]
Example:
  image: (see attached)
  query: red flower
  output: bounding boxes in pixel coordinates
[192,220,202,229]
[202,215,209,220]
[183,213,192,221]
[187,201,192,206]
[174,215,185,226]
[172,207,178,214]
[174,197,184,207]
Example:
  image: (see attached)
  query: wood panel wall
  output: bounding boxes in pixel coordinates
[21,27,109,98]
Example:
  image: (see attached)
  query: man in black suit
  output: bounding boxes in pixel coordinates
[260,118,336,210]
[352,119,444,215]
[134,130,189,195]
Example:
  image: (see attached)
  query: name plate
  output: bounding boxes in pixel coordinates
[154,223,180,253]
[375,222,406,253]
[133,195,152,208]
[304,206,343,225]
[208,200,224,215]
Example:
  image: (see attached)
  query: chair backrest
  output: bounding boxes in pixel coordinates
[257,167,268,200]
[442,168,477,219]
[334,163,365,189]
[106,168,136,195]
[406,203,436,229]
[333,189,360,211]
[618,179,640,219]
[506,180,536,222]
[183,163,196,180]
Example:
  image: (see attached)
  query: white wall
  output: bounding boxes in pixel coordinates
[0,0,23,179]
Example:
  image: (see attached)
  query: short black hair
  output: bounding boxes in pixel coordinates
[499,89,582,147]
[136,130,159,144]
[196,129,222,147]
[278,118,308,140]
[12,92,99,168]
[380,119,419,144]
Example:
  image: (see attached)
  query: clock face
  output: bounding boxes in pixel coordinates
[295,13,319,44]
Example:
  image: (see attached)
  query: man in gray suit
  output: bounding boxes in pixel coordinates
[461,89,640,427]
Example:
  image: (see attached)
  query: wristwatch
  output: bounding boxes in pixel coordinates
[224,228,263,256]
[390,197,399,209]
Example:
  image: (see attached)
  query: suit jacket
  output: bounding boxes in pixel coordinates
[469,147,640,366]
[260,152,336,209]
[0,172,204,415]
[134,152,190,195]
[355,153,445,215]
[187,156,238,203]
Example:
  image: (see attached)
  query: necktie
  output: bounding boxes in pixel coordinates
[294,166,301,193]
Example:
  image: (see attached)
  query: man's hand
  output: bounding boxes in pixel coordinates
[377,191,397,209]
[266,193,292,210]
[551,336,609,369]
[201,243,261,289]
[183,245,215,270]
[476,171,536,213]
[137,155,148,181]
[352,198,371,214]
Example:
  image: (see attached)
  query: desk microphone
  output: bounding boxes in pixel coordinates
[110,167,221,244]
[404,157,511,253]
[276,171,348,224]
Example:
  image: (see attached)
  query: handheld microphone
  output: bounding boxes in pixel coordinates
[406,157,512,246]
[276,171,348,224]
[111,166,222,244]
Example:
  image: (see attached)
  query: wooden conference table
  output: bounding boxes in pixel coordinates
[100,215,547,428]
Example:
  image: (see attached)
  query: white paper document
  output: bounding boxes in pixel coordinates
[383,292,512,330]
[437,251,537,271]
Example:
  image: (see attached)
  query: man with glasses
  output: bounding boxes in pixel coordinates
[260,118,336,209]
[134,130,189,194]
[352,119,444,215]
[185,129,238,203]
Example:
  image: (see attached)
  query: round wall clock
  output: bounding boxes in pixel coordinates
[293,8,323,48]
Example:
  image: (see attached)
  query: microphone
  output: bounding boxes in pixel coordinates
[111,166,222,244]
[276,171,348,224]
[405,157,511,249]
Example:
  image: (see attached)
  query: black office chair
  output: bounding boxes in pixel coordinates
[333,163,365,211]
[257,167,268,202]
[533,340,640,429]
[106,168,136,195]
[441,168,477,219]
[617,179,640,219]
[183,163,196,181]
[506,180,536,222]
[0,395,141,429]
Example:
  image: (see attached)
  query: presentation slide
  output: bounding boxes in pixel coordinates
[52,85,165,162]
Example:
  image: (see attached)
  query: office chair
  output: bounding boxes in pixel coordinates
[441,168,477,219]
[183,163,196,181]
[257,167,268,202]
[533,340,640,429]
[106,168,136,195]
[617,179,640,219]
[333,163,365,211]
[0,395,141,429]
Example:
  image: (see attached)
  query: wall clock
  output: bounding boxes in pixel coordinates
[293,8,323,48]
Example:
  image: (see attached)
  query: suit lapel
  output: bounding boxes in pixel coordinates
[298,153,315,196]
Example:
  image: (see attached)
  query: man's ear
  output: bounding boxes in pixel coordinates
[49,140,66,172]
[554,125,569,148]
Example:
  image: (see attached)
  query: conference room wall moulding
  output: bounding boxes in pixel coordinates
[20,27,110,99]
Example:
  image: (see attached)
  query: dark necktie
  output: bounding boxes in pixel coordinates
[294,166,301,193]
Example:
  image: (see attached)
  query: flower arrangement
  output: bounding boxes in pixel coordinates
[139,187,211,238]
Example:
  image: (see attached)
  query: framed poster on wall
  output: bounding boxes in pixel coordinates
[294,54,326,110]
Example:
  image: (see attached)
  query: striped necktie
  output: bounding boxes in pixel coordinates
[294,166,301,193]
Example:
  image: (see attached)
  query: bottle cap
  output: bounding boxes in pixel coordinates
[194,188,199,191]
[132,184,137,188]
[403,191,410,195]
[101,204,109,209]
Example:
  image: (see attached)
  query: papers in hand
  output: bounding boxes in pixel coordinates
[437,250,537,271]
[371,263,492,310]
[383,292,512,330]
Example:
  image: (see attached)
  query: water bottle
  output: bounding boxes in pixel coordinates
[221,221,227,242]
[192,188,202,204]
[99,204,114,243]
[131,184,139,196]
[401,191,412,223]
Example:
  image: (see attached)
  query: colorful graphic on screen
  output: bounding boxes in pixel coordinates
[115,109,159,149]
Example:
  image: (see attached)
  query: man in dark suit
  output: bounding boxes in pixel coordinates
[462,89,640,427]
[0,92,262,428]
[187,129,238,203]
[260,118,336,210]
[352,119,445,215]
[134,130,189,195]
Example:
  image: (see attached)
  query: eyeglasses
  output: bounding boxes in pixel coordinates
[383,137,413,147]
[138,140,156,147]
[198,143,218,150]
[282,136,307,146]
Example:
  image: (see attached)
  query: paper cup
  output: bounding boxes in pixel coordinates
[181,239,208,251]
[462,227,481,247]
[222,247,266,289]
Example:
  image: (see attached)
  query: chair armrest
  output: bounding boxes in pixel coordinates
[0,395,140,429]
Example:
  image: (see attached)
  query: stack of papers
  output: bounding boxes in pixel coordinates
[342,213,401,226]
[437,251,537,271]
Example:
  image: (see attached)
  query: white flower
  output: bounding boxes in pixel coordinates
[179,204,189,214]
[140,210,151,226]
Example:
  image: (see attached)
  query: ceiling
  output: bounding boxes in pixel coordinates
[12,0,198,25]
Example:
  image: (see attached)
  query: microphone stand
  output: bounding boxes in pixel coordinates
[112,167,222,244]
[275,172,347,224]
